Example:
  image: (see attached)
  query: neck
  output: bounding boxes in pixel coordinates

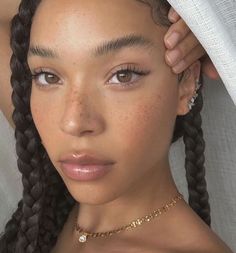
[74,160,180,234]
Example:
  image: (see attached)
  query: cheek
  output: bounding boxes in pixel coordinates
[114,92,177,162]
[31,101,45,132]
[30,93,57,144]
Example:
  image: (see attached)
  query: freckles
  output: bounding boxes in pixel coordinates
[117,95,164,145]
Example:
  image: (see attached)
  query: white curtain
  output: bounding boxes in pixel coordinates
[167,0,236,251]
[167,0,236,106]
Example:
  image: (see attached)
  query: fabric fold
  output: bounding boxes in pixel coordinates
[167,0,236,106]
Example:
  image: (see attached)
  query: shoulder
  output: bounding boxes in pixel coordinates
[162,202,234,253]
[143,201,234,253]
[171,244,234,253]
[158,237,233,253]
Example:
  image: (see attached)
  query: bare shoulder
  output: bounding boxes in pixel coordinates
[133,201,234,253]
[160,201,234,253]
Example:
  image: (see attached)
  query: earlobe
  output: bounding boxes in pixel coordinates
[176,60,201,115]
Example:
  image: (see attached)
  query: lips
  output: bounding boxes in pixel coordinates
[58,152,115,165]
[58,151,115,181]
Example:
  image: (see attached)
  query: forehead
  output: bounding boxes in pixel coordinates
[29,0,168,62]
[31,0,167,41]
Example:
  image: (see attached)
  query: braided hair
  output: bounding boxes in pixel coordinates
[0,0,210,252]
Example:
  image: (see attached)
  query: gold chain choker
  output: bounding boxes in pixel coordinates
[74,192,183,243]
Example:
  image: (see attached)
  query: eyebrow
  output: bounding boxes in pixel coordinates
[28,34,155,59]
[93,34,155,56]
[28,46,58,58]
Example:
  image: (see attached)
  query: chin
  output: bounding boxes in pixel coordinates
[63,178,122,206]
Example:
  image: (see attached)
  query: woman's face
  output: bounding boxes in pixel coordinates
[28,0,190,204]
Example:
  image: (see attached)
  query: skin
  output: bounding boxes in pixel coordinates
[0,1,219,129]
[27,0,232,252]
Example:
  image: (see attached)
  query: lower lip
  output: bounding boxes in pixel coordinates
[60,162,113,181]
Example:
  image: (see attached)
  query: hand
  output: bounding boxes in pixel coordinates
[164,7,220,80]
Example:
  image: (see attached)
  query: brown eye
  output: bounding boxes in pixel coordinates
[32,71,62,87]
[108,66,149,87]
[116,70,133,83]
[45,73,60,84]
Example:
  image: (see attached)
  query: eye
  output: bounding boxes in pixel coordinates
[108,65,150,87]
[31,70,62,87]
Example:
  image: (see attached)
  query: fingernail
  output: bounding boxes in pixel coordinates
[168,9,178,22]
[172,60,186,73]
[166,49,181,66]
[165,32,180,48]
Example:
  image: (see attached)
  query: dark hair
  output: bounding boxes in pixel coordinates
[0,0,210,252]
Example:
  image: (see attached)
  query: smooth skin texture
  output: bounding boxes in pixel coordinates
[27,0,231,252]
[0,1,219,128]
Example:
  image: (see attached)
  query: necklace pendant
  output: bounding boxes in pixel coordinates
[79,233,87,243]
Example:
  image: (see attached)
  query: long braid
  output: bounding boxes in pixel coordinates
[182,77,211,225]
[5,3,75,251]
[5,1,74,251]
[0,1,41,252]
[10,0,44,252]
[172,75,211,226]
[38,153,75,252]
[0,200,23,252]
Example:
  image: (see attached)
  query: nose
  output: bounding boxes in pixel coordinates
[59,89,104,137]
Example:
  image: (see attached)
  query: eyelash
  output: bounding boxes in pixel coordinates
[30,64,150,89]
[108,64,150,87]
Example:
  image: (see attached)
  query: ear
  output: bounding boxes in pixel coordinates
[176,60,201,115]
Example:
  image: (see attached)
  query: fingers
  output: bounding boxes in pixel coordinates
[164,18,190,49]
[165,31,201,67]
[171,44,206,73]
[165,7,220,80]
[168,7,181,23]
[164,11,206,74]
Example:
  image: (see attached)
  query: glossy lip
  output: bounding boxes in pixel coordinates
[58,152,115,165]
[58,151,115,181]
[59,163,114,181]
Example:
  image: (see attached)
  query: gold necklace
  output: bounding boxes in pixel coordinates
[74,192,183,243]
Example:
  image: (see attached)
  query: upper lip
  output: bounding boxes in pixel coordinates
[58,151,115,165]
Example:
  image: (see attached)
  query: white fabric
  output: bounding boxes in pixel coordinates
[167,0,236,106]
